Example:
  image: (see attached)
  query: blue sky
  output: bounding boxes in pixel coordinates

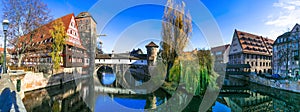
[1,0,300,53]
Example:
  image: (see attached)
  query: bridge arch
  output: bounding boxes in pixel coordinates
[95,64,133,88]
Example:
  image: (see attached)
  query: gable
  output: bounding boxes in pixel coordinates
[229,31,243,55]
[291,24,300,33]
[66,16,81,46]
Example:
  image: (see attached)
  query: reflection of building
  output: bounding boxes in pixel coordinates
[211,44,230,74]
[225,92,273,112]
[273,24,300,77]
[12,13,86,72]
[228,30,274,74]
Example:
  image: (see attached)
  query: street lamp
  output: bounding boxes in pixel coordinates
[2,19,9,74]
[97,34,107,54]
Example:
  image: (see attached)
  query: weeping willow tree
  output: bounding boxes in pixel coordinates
[161,0,218,96]
[161,0,192,81]
[50,19,68,71]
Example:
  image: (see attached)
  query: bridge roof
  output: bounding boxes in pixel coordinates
[96,53,147,60]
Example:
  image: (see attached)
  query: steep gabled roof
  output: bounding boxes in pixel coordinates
[235,30,274,56]
[16,13,85,51]
[145,41,159,48]
[274,23,300,46]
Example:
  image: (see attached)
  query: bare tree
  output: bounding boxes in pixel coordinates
[2,0,52,67]
[161,0,192,80]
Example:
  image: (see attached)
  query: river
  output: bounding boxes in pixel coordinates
[22,75,300,112]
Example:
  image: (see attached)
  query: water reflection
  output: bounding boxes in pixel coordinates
[22,75,300,112]
[213,77,300,112]
[22,81,91,112]
[94,88,169,111]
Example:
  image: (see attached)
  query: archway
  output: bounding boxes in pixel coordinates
[97,65,116,86]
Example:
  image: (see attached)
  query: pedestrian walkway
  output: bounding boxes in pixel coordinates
[0,75,26,112]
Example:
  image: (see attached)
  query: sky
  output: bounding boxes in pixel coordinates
[0,0,300,53]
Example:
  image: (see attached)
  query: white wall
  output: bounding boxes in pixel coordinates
[95,59,147,65]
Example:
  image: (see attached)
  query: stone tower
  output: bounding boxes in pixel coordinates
[145,41,159,66]
[75,12,97,74]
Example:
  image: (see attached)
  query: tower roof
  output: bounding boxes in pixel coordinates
[145,41,159,48]
[75,12,97,24]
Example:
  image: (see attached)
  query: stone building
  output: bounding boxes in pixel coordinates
[75,12,97,65]
[273,24,300,77]
[11,13,86,73]
[75,12,98,74]
[228,30,274,74]
[145,41,159,66]
[211,44,230,64]
[211,44,230,74]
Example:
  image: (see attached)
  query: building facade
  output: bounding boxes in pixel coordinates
[273,24,300,77]
[145,41,159,66]
[12,13,86,73]
[211,44,230,64]
[75,12,98,74]
[211,44,230,74]
[228,30,274,74]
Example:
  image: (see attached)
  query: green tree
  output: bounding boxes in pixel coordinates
[50,19,68,71]
[0,54,4,65]
[161,0,192,81]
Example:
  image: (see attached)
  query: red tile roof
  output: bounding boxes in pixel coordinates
[15,13,85,52]
[0,48,4,52]
[145,41,159,47]
[235,30,274,56]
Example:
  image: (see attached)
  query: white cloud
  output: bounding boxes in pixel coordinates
[265,0,300,38]
[266,0,300,27]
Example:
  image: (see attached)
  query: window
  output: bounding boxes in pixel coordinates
[216,51,222,55]
[260,62,262,66]
[69,56,72,62]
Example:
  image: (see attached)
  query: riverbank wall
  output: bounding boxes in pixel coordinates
[22,72,90,93]
[229,75,300,93]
